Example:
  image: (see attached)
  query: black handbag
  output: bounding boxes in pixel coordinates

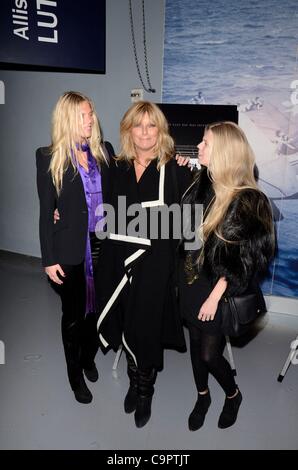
[221,285,266,337]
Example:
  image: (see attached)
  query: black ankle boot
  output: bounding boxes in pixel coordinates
[218,389,242,429]
[83,362,99,383]
[124,355,138,414]
[188,391,211,431]
[73,376,93,404]
[134,368,157,428]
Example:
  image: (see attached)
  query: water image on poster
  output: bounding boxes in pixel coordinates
[163,0,298,297]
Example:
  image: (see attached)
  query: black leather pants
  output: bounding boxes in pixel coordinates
[52,233,101,389]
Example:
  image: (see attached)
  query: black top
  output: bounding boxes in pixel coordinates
[36,142,115,267]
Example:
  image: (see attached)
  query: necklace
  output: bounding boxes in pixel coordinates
[134,158,150,169]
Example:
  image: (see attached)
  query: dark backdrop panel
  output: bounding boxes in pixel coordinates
[157,103,238,158]
[0,0,105,73]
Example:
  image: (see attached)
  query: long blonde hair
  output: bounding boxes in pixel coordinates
[49,91,106,194]
[117,101,174,168]
[201,121,259,242]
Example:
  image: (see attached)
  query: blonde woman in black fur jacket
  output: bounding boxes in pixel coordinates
[179,121,275,431]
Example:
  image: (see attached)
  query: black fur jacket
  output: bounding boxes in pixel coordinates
[181,167,275,295]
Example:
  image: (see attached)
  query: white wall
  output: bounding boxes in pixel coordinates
[0,0,165,257]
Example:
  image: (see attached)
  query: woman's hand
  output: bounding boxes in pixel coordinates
[54,208,60,224]
[198,277,227,321]
[198,295,218,321]
[45,264,65,284]
[175,154,190,166]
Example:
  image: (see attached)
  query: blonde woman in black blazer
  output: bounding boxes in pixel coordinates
[36,91,115,403]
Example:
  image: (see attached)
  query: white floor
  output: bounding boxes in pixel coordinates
[0,251,298,450]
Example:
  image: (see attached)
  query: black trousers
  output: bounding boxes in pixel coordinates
[51,233,101,389]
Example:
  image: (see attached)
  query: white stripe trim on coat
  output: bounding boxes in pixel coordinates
[97,273,128,337]
[97,248,147,349]
[141,164,165,208]
[99,333,108,348]
[122,333,138,367]
[124,249,146,267]
[109,233,151,246]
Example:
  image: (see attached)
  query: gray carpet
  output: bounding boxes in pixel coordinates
[0,251,297,450]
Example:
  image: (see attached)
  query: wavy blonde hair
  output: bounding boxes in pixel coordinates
[117,101,174,168]
[49,91,106,194]
[201,121,260,243]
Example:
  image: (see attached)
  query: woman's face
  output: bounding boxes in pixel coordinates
[197,129,213,167]
[79,101,94,140]
[131,112,159,156]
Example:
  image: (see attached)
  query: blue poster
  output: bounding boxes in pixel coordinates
[0,0,105,73]
[163,0,298,297]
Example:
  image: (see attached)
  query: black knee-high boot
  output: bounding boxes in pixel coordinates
[57,263,92,404]
[124,354,139,413]
[134,368,157,428]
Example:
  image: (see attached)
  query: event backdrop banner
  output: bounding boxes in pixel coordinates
[158,103,238,163]
[0,0,106,72]
[163,0,298,298]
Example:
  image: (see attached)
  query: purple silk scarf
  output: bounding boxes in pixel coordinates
[75,143,104,314]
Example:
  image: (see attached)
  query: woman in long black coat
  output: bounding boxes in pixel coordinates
[95,101,192,428]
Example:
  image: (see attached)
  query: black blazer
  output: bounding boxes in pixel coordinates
[36,142,115,267]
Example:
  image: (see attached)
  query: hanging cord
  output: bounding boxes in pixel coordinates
[129,0,156,93]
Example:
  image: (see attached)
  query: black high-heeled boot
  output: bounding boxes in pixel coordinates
[124,354,139,414]
[188,390,211,431]
[134,368,157,428]
[218,388,242,429]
